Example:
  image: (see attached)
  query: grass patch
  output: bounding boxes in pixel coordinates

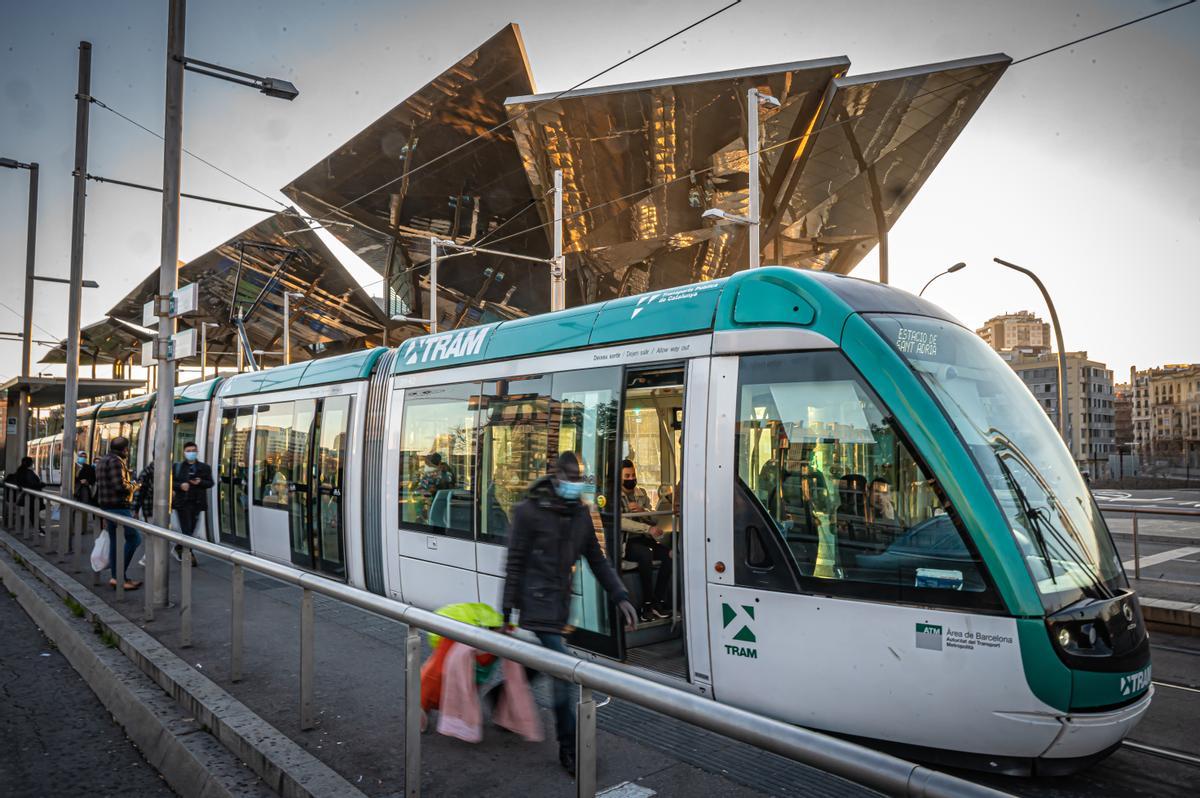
[99,629,119,648]
[64,595,85,618]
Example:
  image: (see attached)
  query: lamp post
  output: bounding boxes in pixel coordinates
[150,0,299,609]
[994,257,1071,445]
[746,88,780,269]
[918,262,967,296]
[0,156,38,469]
[198,321,218,380]
[281,291,304,365]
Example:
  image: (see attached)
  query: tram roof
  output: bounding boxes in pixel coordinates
[217,347,387,398]
[392,267,959,375]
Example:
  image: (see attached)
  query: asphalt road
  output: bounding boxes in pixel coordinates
[0,588,175,798]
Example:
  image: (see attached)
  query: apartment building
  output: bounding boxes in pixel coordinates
[977,311,1052,353]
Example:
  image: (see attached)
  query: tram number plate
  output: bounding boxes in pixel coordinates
[1120,666,1151,696]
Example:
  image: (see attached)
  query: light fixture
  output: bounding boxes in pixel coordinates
[701,208,753,225]
[755,92,781,110]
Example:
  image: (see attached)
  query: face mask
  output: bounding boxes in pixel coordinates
[184,451,198,463]
[77,455,87,465]
[555,480,585,501]
[622,479,637,491]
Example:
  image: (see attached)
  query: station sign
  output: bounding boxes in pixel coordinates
[143,282,199,327]
[140,328,198,366]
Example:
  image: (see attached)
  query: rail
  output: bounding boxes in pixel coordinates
[1098,504,1200,579]
[1,484,1010,798]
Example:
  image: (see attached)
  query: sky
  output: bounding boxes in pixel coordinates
[2,0,1197,385]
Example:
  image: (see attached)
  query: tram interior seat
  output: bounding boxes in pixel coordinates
[429,489,474,530]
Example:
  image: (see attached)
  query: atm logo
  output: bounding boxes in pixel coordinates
[915,623,943,651]
[722,602,757,659]
[400,326,490,366]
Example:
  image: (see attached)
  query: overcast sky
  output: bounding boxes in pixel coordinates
[2,0,1197,383]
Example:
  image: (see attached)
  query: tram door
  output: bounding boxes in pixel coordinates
[217,408,252,549]
[615,365,692,677]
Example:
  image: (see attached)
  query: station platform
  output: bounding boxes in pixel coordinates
[1,491,1196,797]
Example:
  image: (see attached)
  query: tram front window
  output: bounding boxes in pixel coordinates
[871,314,1124,612]
[735,351,993,604]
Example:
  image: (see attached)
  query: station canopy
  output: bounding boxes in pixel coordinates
[102,211,386,368]
[282,23,1008,315]
[40,317,153,366]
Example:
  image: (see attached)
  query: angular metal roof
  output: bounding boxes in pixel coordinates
[281,23,547,322]
[505,53,1009,294]
[102,211,386,368]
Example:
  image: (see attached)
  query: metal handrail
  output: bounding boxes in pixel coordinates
[1098,502,1200,579]
[4,484,1009,798]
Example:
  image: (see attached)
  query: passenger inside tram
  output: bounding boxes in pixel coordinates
[619,460,671,622]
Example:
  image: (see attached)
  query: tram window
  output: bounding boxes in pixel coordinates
[398,383,479,540]
[253,401,315,510]
[477,375,552,544]
[315,395,351,575]
[735,351,996,607]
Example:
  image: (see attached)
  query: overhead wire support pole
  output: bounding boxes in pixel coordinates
[429,237,439,334]
[152,0,187,609]
[17,162,38,465]
[552,169,565,310]
[61,40,92,552]
[747,88,761,269]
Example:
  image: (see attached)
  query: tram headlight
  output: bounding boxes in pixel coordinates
[1057,626,1072,649]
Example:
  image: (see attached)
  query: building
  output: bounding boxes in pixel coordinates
[976,311,1052,354]
[1114,382,1133,452]
[1007,351,1116,477]
[1130,364,1200,469]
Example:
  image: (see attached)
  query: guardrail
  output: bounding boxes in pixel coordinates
[1098,504,1200,579]
[1,483,1010,798]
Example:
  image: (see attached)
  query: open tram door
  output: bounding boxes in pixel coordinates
[566,361,709,687]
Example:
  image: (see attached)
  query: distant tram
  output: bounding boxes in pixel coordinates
[43,267,1150,774]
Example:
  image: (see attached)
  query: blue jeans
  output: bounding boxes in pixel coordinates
[104,508,141,581]
[535,632,575,747]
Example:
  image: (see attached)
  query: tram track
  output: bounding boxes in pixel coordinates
[1121,740,1200,769]
[1150,642,1200,656]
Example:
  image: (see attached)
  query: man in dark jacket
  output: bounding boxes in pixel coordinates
[172,442,213,563]
[95,437,141,590]
[13,456,46,535]
[502,451,637,775]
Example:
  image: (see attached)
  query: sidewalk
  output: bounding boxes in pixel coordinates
[13,513,871,798]
[0,588,174,798]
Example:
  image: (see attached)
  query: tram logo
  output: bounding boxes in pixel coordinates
[915,623,943,651]
[400,326,490,367]
[722,602,758,659]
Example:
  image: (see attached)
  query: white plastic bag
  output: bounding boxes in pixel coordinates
[90,530,110,573]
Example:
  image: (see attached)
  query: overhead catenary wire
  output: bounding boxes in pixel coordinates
[332,0,745,215]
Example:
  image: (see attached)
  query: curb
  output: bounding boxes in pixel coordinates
[0,529,368,798]
[1140,598,1200,635]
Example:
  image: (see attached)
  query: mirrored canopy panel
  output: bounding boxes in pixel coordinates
[505,57,850,300]
[40,318,149,365]
[104,211,385,368]
[281,24,549,320]
[773,54,1011,273]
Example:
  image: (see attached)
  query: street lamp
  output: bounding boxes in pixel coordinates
[746,88,780,269]
[147,0,300,611]
[994,257,1071,445]
[1,156,38,467]
[281,291,305,365]
[918,262,967,296]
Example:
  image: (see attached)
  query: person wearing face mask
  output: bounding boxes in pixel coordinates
[172,442,214,564]
[502,451,637,776]
[74,451,97,506]
[619,459,671,622]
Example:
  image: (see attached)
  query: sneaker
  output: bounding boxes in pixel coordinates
[650,604,671,620]
[172,545,183,562]
[638,605,656,623]
[559,744,576,777]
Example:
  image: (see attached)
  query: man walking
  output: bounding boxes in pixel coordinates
[502,451,637,776]
[95,437,141,590]
[172,442,213,564]
[13,456,46,535]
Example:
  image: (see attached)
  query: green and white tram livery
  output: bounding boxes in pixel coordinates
[65,266,1150,774]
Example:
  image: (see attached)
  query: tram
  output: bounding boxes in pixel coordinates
[59,267,1150,774]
